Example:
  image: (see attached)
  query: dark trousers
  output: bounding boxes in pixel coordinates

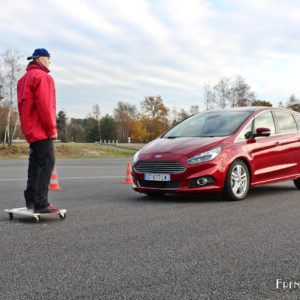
[24,139,55,210]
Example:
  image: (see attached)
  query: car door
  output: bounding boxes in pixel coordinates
[249,110,283,184]
[293,113,300,175]
[273,110,300,176]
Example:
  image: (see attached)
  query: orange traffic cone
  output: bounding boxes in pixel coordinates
[49,165,62,190]
[123,162,133,184]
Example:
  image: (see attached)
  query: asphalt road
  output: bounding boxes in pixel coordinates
[0,158,299,300]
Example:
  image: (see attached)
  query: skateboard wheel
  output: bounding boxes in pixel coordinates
[9,213,13,220]
[59,213,66,220]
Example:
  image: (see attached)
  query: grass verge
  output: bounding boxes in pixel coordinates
[0,143,142,159]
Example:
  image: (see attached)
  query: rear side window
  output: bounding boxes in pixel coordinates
[274,111,297,133]
[253,111,276,135]
[293,113,300,131]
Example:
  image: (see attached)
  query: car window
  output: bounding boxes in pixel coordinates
[163,111,252,137]
[293,113,300,131]
[274,111,297,133]
[236,121,252,142]
[253,111,275,135]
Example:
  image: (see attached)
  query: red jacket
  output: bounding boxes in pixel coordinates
[17,62,57,143]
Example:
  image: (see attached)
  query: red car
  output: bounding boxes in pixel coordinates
[132,107,300,200]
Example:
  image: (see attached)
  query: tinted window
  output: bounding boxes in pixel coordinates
[163,111,252,138]
[274,111,297,133]
[253,111,275,135]
[293,113,300,130]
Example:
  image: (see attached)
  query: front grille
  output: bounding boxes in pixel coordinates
[134,161,186,174]
[138,180,180,189]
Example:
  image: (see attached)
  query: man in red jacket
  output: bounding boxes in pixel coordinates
[17,48,60,213]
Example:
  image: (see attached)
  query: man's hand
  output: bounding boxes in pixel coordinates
[49,134,57,140]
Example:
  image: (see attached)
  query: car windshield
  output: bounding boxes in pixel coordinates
[163,111,252,138]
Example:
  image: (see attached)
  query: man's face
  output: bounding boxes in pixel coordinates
[37,56,50,68]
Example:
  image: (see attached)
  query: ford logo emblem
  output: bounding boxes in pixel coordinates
[155,154,162,158]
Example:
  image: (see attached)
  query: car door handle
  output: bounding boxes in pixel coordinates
[274,142,280,146]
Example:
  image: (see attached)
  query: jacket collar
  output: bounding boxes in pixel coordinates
[27,61,50,73]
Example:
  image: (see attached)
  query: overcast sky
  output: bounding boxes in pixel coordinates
[1,0,300,118]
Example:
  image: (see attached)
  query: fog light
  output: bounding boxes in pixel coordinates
[188,176,216,188]
[197,178,208,186]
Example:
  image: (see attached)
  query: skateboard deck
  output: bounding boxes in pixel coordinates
[4,207,67,223]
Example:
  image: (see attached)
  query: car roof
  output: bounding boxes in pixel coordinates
[204,106,266,113]
[204,106,300,114]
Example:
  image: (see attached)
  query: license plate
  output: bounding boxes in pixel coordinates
[144,173,170,181]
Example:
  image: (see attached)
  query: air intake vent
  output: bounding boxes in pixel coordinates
[138,180,180,189]
[135,161,186,174]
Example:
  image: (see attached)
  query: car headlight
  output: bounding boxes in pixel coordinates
[186,147,222,165]
[133,150,140,164]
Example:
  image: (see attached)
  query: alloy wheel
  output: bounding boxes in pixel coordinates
[223,159,250,201]
[231,164,248,198]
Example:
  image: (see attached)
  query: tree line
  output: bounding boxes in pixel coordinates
[1,49,300,146]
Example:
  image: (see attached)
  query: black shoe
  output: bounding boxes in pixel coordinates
[34,206,60,214]
[26,203,34,210]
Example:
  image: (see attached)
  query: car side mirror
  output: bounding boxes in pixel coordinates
[254,127,271,137]
[244,131,253,140]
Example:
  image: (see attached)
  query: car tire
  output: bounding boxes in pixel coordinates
[293,178,300,189]
[223,159,250,201]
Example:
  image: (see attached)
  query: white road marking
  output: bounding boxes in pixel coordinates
[60,176,124,179]
[0,176,124,182]
[0,163,129,169]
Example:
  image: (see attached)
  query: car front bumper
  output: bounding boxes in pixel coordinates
[131,159,227,194]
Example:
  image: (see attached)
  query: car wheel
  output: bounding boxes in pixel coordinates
[223,159,250,201]
[293,178,300,189]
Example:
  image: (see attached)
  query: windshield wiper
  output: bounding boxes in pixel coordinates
[165,136,178,139]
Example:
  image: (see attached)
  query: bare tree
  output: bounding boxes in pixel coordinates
[214,78,231,109]
[190,105,199,115]
[286,94,300,112]
[114,102,136,142]
[0,71,5,138]
[171,106,195,126]
[93,104,101,141]
[1,49,23,146]
[178,108,189,122]
[203,83,216,110]
[207,76,256,109]
[0,72,4,102]
[230,75,256,107]
[170,108,179,126]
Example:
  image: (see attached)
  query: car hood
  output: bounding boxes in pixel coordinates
[140,136,228,156]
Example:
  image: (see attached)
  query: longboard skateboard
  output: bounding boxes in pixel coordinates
[4,207,67,223]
